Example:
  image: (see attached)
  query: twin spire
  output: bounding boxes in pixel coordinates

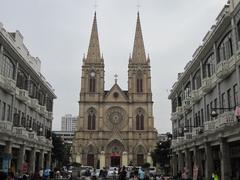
[85,12,147,64]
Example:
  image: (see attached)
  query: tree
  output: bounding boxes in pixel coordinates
[151,133,172,175]
[52,133,71,168]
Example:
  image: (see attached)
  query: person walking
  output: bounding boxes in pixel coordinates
[119,166,127,180]
[138,168,145,180]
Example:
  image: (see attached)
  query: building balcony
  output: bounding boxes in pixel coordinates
[184,132,193,140]
[29,98,40,111]
[0,75,16,94]
[39,105,47,116]
[190,88,203,103]
[182,98,192,111]
[204,120,216,131]
[202,74,217,93]
[0,121,12,131]
[176,137,184,144]
[38,136,47,143]
[216,57,236,79]
[46,111,53,120]
[13,127,28,138]
[16,88,30,102]
[204,111,235,131]
[171,139,177,147]
[28,131,37,140]
[192,127,204,136]
[176,106,183,116]
[216,111,235,128]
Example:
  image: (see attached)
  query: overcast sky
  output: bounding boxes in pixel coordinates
[1,0,227,133]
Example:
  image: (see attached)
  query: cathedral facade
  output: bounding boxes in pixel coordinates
[72,12,157,168]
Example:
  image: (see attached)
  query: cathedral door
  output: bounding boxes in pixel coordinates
[137,154,144,166]
[87,154,94,167]
[111,154,120,167]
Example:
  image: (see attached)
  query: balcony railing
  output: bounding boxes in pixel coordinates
[182,98,192,111]
[190,88,203,103]
[0,75,16,94]
[29,98,40,111]
[39,105,47,116]
[176,106,183,116]
[204,111,235,131]
[13,127,28,138]
[47,112,53,120]
[16,88,29,102]
[192,127,204,136]
[216,57,236,79]
[202,74,217,93]
[0,121,12,131]
[28,131,37,140]
[184,133,193,140]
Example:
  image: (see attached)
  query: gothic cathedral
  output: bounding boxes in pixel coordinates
[72,12,157,168]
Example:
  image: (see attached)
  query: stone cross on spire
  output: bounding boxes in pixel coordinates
[86,12,101,63]
[131,12,147,63]
[114,74,118,84]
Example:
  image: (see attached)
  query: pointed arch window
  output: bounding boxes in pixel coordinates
[136,71,143,93]
[88,108,96,130]
[136,109,144,130]
[89,71,96,92]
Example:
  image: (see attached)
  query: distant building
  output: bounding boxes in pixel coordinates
[53,131,75,144]
[157,133,170,143]
[0,23,56,174]
[61,114,77,132]
[169,1,240,179]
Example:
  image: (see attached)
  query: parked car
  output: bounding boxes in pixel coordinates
[107,167,118,177]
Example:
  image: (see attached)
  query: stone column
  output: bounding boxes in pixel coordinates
[193,146,200,168]
[172,153,178,176]
[38,150,44,169]
[178,151,184,172]
[29,147,36,173]
[46,151,51,169]
[99,151,105,169]
[147,152,152,166]
[184,149,192,177]
[4,141,12,169]
[220,138,231,180]
[122,151,128,166]
[17,144,25,172]
[204,142,213,180]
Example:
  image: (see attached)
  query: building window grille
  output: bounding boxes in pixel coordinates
[0,55,14,79]
[136,109,144,130]
[88,109,96,130]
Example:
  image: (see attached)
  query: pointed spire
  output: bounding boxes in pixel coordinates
[132,12,146,63]
[86,12,101,63]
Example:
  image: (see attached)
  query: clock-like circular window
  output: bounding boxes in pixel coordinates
[106,107,126,126]
[113,92,119,98]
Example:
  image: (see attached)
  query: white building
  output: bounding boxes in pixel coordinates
[61,114,77,132]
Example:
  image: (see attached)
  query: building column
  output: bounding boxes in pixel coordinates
[172,153,178,176]
[193,146,200,173]
[178,151,184,172]
[4,141,12,169]
[46,151,51,169]
[17,144,25,173]
[122,151,128,166]
[220,138,231,180]
[38,150,44,169]
[29,147,36,173]
[147,152,152,166]
[204,142,213,180]
[99,151,105,169]
[184,149,192,177]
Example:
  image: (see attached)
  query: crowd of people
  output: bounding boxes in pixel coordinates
[0,167,71,180]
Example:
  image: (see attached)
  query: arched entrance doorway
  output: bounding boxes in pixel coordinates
[106,139,125,167]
